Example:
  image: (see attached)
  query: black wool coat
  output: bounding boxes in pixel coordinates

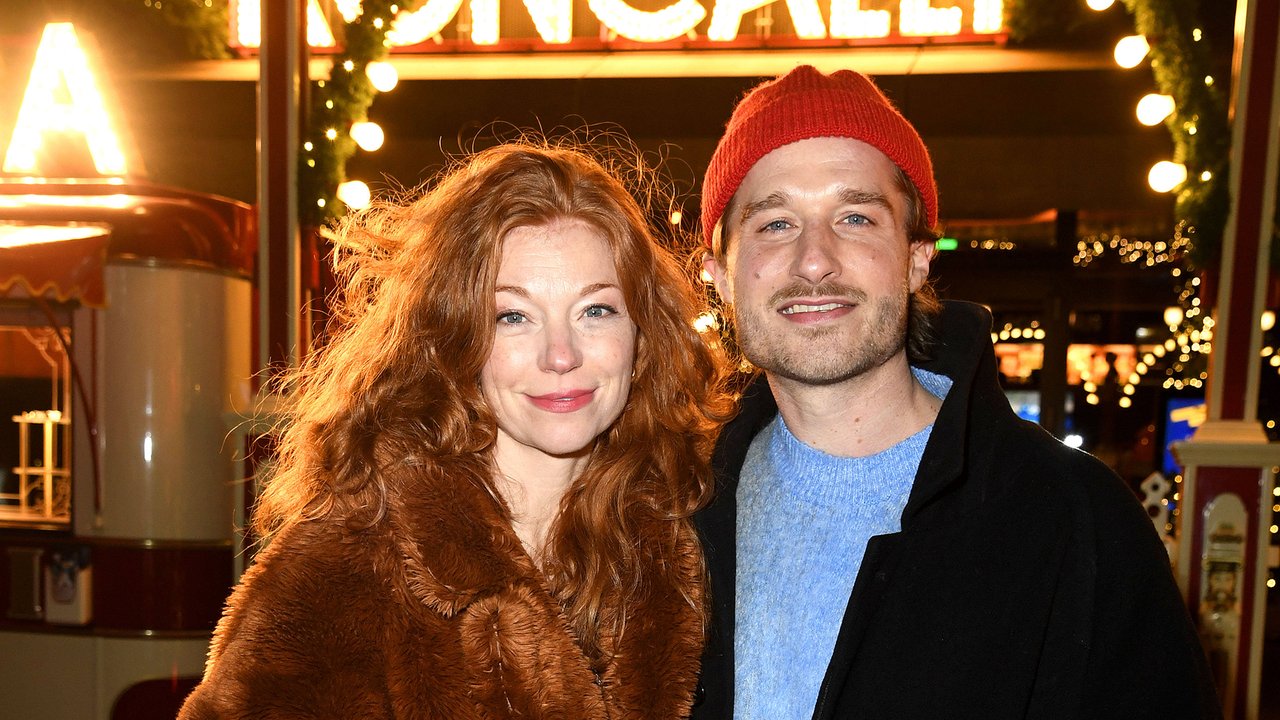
[692,301,1221,720]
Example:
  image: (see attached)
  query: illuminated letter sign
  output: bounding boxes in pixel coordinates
[230,0,1005,50]
[3,23,131,178]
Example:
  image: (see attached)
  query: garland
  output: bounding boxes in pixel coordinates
[1008,0,1231,271]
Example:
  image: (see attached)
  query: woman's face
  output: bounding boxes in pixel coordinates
[482,218,637,469]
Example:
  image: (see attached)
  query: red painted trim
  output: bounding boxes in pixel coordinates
[263,2,294,370]
[1185,466,1263,717]
[1219,0,1280,420]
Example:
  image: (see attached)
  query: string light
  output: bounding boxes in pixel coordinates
[1149,161,1188,192]
[350,121,385,151]
[1114,34,1150,68]
[366,61,398,92]
[337,180,372,210]
[1136,94,1175,126]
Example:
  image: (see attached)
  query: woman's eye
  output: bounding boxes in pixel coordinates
[584,304,618,319]
[496,311,526,325]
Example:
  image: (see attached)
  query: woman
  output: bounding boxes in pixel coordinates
[179,142,731,719]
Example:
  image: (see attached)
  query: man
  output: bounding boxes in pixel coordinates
[694,65,1219,719]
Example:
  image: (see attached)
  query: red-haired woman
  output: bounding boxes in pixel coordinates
[179,142,731,719]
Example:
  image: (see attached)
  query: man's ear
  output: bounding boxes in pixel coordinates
[702,252,734,304]
[908,239,936,293]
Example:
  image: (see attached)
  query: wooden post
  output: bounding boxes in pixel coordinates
[1172,0,1280,717]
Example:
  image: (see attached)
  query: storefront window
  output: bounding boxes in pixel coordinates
[0,305,72,528]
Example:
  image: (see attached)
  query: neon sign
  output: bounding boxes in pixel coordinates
[230,0,1004,50]
[2,23,133,179]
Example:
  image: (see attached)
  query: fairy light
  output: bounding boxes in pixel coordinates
[1149,161,1188,192]
[337,180,372,209]
[350,121,385,151]
[1086,0,1115,9]
[1114,34,1150,68]
[971,0,1003,33]
[1137,94,1176,126]
[366,61,399,92]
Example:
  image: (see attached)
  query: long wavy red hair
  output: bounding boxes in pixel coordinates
[253,140,733,658]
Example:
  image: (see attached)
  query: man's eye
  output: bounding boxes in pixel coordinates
[497,311,526,324]
[840,213,871,225]
[584,304,618,318]
[761,219,792,232]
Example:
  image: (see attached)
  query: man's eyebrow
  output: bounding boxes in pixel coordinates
[838,188,893,212]
[737,192,789,225]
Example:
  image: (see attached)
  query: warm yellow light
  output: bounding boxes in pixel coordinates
[307,0,338,46]
[972,0,1003,33]
[366,61,399,92]
[830,0,890,39]
[1148,161,1188,193]
[1262,310,1276,332]
[1164,305,1184,329]
[693,313,719,333]
[669,209,683,225]
[387,0,464,45]
[1114,34,1150,68]
[900,0,962,36]
[708,0,825,41]
[1086,393,1100,406]
[522,0,575,43]
[471,0,501,44]
[1086,0,1115,9]
[3,23,130,177]
[336,0,363,22]
[351,121,385,151]
[1136,94,1175,126]
[337,180,372,210]
[590,0,706,42]
[1119,396,1132,408]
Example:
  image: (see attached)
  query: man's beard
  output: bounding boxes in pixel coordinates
[734,281,910,386]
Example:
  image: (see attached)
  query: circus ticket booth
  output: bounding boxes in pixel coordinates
[0,23,255,720]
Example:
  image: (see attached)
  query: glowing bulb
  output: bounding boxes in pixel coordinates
[1064,434,1084,449]
[350,121,385,151]
[1136,94,1175,126]
[1164,305,1184,329]
[1149,161,1188,193]
[669,209,682,225]
[1114,35,1150,68]
[337,180,372,210]
[366,61,398,92]
[1086,0,1114,9]
[1262,310,1276,332]
[1119,396,1132,408]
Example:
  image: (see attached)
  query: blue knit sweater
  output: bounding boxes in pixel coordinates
[733,369,951,719]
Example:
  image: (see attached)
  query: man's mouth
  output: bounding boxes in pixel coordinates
[780,302,848,315]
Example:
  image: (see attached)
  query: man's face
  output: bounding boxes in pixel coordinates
[704,137,935,386]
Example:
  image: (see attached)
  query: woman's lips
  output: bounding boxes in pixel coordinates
[528,389,595,412]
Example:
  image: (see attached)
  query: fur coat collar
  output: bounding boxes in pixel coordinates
[180,462,706,719]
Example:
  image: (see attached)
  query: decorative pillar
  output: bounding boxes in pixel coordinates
[258,0,308,374]
[1172,0,1280,718]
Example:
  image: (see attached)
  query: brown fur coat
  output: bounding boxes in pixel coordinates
[179,463,706,719]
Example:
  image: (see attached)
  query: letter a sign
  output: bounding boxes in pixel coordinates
[3,23,134,178]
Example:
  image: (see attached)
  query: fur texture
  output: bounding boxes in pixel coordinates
[180,462,705,719]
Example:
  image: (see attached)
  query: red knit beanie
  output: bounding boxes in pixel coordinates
[701,65,937,247]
